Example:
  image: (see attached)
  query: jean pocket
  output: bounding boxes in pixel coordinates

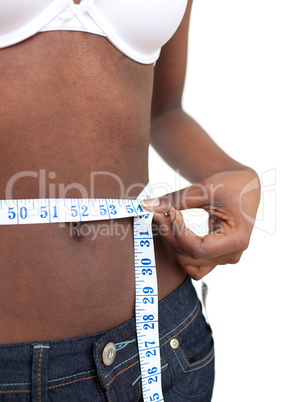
[160,302,215,399]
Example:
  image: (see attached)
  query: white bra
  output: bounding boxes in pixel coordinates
[0,0,188,64]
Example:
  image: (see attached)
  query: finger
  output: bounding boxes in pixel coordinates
[153,210,220,266]
[171,208,248,260]
[141,183,212,213]
[214,251,244,265]
[177,249,244,266]
[153,210,244,266]
[208,213,222,233]
[181,265,217,281]
[152,213,182,251]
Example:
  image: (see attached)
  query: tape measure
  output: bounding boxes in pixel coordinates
[0,183,164,401]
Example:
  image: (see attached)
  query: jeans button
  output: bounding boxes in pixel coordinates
[102,342,117,366]
[170,338,179,349]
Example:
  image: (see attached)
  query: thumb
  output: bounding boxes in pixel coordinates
[140,183,210,213]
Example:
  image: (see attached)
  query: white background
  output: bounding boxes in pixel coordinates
[149,1,281,401]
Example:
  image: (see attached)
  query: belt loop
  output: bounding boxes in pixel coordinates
[31,344,50,402]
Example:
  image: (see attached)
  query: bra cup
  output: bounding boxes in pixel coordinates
[0,0,54,35]
[95,0,188,55]
[0,0,188,64]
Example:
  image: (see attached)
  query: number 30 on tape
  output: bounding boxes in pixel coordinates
[0,184,165,401]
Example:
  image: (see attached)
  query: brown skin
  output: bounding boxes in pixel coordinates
[145,1,260,279]
[0,1,259,344]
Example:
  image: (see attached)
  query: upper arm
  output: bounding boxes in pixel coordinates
[151,0,194,119]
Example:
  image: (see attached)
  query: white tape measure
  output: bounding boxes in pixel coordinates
[0,183,164,401]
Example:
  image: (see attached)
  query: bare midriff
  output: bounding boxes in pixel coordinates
[0,31,187,344]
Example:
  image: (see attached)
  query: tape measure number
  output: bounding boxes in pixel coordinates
[0,197,143,225]
[134,212,164,401]
[0,183,165,401]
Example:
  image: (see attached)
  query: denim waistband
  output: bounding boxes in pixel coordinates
[0,276,214,401]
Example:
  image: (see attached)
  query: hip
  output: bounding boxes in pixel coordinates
[0,276,215,401]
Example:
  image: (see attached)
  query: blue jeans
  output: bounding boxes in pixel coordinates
[0,276,214,401]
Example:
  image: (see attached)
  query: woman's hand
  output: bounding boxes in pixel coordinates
[141,169,261,280]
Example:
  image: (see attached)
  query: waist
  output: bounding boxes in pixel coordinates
[0,185,187,344]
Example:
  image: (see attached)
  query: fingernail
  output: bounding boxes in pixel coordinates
[175,210,182,220]
[172,209,184,228]
[169,207,176,222]
[141,198,160,207]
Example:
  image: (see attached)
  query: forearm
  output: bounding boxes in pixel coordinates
[150,108,252,183]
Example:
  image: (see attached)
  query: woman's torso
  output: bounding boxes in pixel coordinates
[0,8,187,345]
